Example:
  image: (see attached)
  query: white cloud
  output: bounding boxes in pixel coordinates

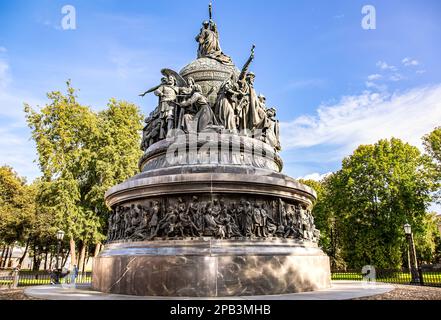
[389,73,405,82]
[376,61,398,71]
[0,47,7,53]
[367,74,382,81]
[280,84,441,158]
[416,70,427,74]
[402,57,420,67]
[298,172,332,181]
[365,73,387,91]
[365,81,387,91]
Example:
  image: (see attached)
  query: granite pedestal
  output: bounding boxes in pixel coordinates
[92,239,330,297]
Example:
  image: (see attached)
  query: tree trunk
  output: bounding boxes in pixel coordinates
[18,238,30,267]
[33,246,42,271]
[32,244,38,271]
[83,245,89,273]
[32,259,37,271]
[3,246,10,268]
[85,256,90,273]
[61,248,70,268]
[78,241,86,273]
[0,245,6,267]
[93,243,101,257]
[32,251,42,271]
[43,247,49,271]
[0,246,8,268]
[7,245,13,268]
[1,246,7,268]
[34,258,42,271]
[69,238,76,270]
[49,252,53,270]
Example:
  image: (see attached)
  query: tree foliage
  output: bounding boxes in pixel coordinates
[424,126,441,165]
[24,81,143,264]
[413,212,441,264]
[304,138,438,269]
[0,166,36,245]
[300,176,346,269]
[423,126,441,204]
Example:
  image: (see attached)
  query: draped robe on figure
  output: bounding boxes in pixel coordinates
[196,24,233,65]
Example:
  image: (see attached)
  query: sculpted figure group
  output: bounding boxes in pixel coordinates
[107,197,320,243]
[140,70,220,148]
[214,46,280,150]
[140,11,281,152]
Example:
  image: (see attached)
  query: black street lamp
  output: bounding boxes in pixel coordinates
[55,230,65,283]
[403,223,420,285]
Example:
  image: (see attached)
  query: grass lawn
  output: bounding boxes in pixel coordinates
[0,276,92,287]
[332,271,441,285]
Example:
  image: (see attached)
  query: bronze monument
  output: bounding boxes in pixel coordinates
[92,4,331,297]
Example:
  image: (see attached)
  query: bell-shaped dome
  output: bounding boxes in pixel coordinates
[180,58,240,105]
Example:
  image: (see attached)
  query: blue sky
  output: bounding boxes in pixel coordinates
[0,0,440,211]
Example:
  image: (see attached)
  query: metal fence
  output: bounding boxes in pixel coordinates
[331,268,441,287]
[2,268,440,290]
[0,270,91,289]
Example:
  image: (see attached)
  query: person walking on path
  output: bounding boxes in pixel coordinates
[70,265,79,285]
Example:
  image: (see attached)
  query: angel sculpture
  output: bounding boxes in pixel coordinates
[139,69,189,139]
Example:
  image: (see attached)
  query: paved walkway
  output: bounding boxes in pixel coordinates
[24,281,393,300]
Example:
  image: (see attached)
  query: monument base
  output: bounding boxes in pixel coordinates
[92,239,331,297]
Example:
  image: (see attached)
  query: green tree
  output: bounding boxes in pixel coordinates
[86,98,143,239]
[424,127,441,164]
[413,212,441,265]
[300,176,346,269]
[0,166,36,267]
[329,138,437,269]
[25,81,98,267]
[24,81,143,270]
[423,126,441,204]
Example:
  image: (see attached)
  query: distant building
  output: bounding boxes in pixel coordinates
[2,245,93,271]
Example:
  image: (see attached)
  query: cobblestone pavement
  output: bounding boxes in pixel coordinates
[354,284,441,300]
